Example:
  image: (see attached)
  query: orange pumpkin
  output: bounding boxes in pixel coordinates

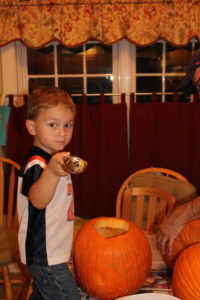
[163,219,200,268]
[73,217,152,300]
[172,243,200,300]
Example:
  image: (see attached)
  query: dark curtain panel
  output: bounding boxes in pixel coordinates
[129,102,200,193]
[7,95,33,164]
[6,95,129,217]
[68,95,129,217]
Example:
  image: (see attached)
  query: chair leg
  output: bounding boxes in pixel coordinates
[2,265,13,300]
[14,273,32,300]
[26,282,32,300]
[13,256,32,300]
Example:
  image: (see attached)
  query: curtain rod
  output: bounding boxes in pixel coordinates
[0,1,196,7]
[5,92,184,96]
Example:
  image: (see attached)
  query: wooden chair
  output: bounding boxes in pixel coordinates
[115,167,197,214]
[116,186,175,233]
[0,157,30,299]
[116,175,178,269]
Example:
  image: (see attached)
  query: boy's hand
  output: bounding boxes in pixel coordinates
[48,152,71,177]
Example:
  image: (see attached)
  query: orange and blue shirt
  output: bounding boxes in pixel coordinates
[17,146,74,266]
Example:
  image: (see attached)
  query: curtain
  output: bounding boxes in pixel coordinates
[7,95,33,164]
[68,95,129,217]
[129,100,200,193]
[0,0,199,48]
[6,95,129,217]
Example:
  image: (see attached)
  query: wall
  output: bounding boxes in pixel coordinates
[0,54,3,97]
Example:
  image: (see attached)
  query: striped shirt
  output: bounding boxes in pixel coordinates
[17,146,74,266]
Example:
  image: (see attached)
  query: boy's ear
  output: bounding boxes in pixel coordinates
[26,120,36,136]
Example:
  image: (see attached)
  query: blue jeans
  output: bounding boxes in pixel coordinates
[27,263,80,300]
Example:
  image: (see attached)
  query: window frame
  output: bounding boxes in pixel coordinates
[1,39,198,105]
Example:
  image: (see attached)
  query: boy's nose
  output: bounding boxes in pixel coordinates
[58,128,65,136]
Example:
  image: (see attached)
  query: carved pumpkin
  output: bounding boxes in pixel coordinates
[73,217,152,300]
[163,220,200,268]
[172,243,200,300]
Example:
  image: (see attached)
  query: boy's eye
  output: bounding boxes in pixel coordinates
[65,123,73,128]
[49,123,57,128]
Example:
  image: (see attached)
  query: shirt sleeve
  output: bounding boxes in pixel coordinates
[22,164,43,196]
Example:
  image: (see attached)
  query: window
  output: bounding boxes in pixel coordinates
[1,39,200,104]
[134,40,200,103]
[27,42,114,104]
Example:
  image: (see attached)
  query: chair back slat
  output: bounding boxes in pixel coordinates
[0,161,5,228]
[157,197,167,226]
[0,158,20,229]
[122,189,132,219]
[146,195,157,232]
[134,195,144,229]
[7,166,16,227]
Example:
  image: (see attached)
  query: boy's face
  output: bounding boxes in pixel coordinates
[26,103,75,154]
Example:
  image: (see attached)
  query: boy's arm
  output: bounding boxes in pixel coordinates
[28,152,70,209]
[157,196,200,255]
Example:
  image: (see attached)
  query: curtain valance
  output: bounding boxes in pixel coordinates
[0,0,199,48]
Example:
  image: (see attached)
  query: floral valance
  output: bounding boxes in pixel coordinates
[0,0,199,48]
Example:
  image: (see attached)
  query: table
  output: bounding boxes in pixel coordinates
[140,234,173,295]
[78,267,173,299]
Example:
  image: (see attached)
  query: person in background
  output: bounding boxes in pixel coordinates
[17,86,80,300]
[157,48,200,256]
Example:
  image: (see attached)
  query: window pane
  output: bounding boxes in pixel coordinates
[29,78,55,93]
[165,94,190,103]
[28,46,54,75]
[87,96,112,105]
[137,76,162,93]
[165,76,192,103]
[166,76,183,92]
[58,78,83,95]
[136,95,162,103]
[136,44,162,73]
[195,43,200,51]
[86,44,112,74]
[57,45,83,74]
[87,77,112,94]
[166,44,192,73]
